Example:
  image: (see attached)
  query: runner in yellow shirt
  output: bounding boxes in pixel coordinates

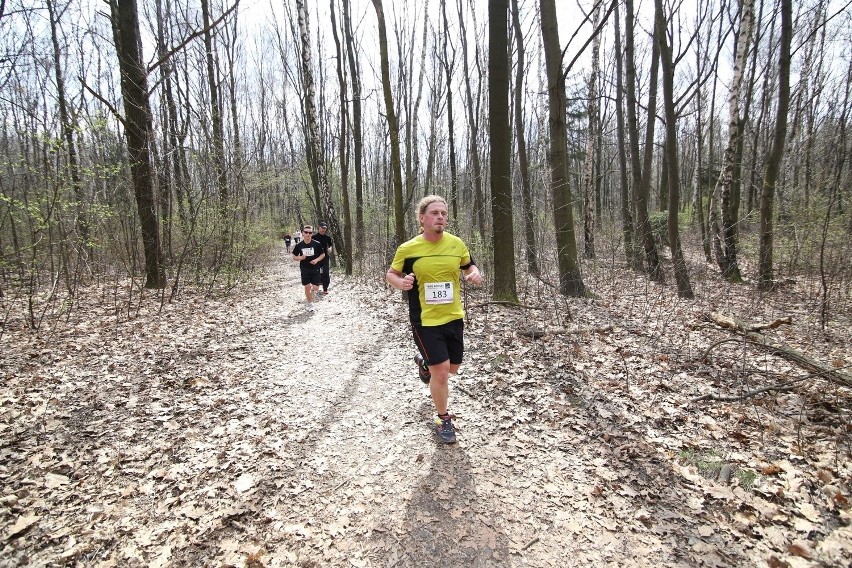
[386,195,483,443]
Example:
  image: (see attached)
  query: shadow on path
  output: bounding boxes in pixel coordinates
[385,401,512,566]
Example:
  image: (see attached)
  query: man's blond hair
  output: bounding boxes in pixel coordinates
[302,224,313,232]
[416,195,448,216]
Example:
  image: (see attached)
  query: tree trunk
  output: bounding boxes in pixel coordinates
[297,0,344,249]
[440,0,459,224]
[540,0,585,297]
[510,0,539,275]
[655,0,694,298]
[371,0,406,244]
[626,0,663,282]
[583,1,602,260]
[613,1,636,269]
[342,0,364,265]
[330,0,352,274]
[713,0,754,282]
[489,0,517,302]
[758,0,792,289]
[200,0,229,254]
[224,11,244,246]
[424,37,443,198]
[46,0,88,249]
[109,0,165,288]
[458,0,486,238]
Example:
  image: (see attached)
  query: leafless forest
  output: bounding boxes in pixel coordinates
[1,0,851,566]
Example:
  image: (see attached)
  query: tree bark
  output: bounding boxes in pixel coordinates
[655,0,693,298]
[625,0,663,281]
[200,0,229,254]
[342,0,364,264]
[489,0,517,302]
[583,1,602,260]
[371,0,406,244]
[539,0,585,297]
[46,0,88,248]
[712,0,754,282]
[440,0,459,223]
[758,0,792,289]
[510,0,539,275]
[458,0,486,238]
[613,1,636,269]
[330,0,352,273]
[109,0,165,288]
[297,0,344,248]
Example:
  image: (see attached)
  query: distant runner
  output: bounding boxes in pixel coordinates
[292,225,325,312]
[386,195,483,443]
[284,233,292,253]
[312,222,334,295]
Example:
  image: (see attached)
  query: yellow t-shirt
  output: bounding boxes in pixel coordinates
[391,233,472,326]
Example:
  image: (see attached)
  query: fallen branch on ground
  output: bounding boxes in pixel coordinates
[518,325,614,339]
[466,300,543,310]
[702,312,852,390]
[691,376,809,403]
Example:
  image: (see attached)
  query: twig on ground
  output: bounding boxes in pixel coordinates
[522,537,540,551]
[691,376,807,403]
[466,300,542,310]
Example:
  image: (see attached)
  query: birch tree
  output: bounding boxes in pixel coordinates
[297,0,343,246]
[582,1,602,259]
[710,0,754,282]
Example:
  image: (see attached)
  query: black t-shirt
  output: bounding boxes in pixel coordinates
[312,232,332,262]
[292,239,324,271]
[284,235,292,244]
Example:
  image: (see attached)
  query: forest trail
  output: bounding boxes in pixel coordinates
[1,247,850,567]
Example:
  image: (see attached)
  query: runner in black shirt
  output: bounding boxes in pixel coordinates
[292,225,325,311]
[312,221,334,294]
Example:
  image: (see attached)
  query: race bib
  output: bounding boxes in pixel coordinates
[424,281,454,304]
[302,247,314,257]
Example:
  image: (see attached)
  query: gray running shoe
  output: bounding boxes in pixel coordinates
[434,415,457,444]
[414,353,431,384]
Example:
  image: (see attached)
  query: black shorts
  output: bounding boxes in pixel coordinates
[412,318,464,366]
[300,269,321,286]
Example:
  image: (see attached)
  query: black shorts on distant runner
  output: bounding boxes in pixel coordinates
[412,318,464,367]
[300,269,321,286]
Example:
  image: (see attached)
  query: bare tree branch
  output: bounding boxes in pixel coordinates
[146,0,240,75]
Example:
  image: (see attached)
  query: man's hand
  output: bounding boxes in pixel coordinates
[464,269,483,286]
[401,273,415,291]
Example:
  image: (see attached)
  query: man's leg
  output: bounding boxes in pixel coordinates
[321,261,330,292]
[428,360,450,415]
[427,361,460,415]
[304,283,313,302]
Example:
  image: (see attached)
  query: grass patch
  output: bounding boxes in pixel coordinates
[678,448,758,490]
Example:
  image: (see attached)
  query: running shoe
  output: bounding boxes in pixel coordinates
[434,415,457,444]
[414,353,431,384]
[306,301,315,312]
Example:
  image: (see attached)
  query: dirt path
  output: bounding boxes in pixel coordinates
[163,258,687,568]
[2,251,850,567]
